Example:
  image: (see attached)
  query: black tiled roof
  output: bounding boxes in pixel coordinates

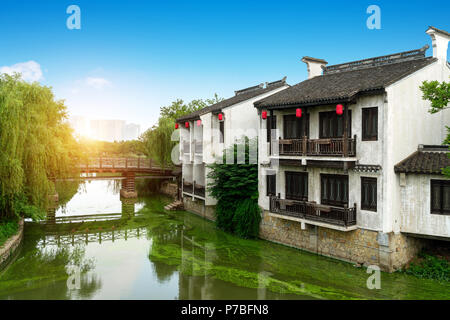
[394,145,450,174]
[254,49,436,109]
[177,78,288,122]
[427,26,450,37]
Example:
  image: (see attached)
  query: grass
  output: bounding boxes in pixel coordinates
[0,220,19,247]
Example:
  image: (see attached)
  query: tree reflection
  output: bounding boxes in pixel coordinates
[0,243,101,299]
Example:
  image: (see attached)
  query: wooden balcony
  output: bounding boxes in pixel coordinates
[269,196,357,227]
[277,136,356,157]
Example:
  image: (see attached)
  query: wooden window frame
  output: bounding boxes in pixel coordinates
[285,171,308,201]
[266,115,277,143]
[362,107,378,141]
[266,174,276,196]
[319,111,352,139]
[320,174,349,207]
[361,177,377,212]
[283,114,309,140]
[431,179,450,215]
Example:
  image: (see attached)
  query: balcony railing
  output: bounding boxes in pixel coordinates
[269,196,357,227]
[277,136,356,157]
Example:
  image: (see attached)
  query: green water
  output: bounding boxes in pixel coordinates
[0,179,448,300]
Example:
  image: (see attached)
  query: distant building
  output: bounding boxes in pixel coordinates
[124,123,141,140]
[69,116,141,141]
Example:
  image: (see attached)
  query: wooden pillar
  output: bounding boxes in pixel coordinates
[269,109,274,155]
[343,103,349,157]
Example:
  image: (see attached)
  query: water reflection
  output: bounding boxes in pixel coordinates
[1,179,449,300]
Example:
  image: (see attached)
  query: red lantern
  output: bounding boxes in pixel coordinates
[262,111,267,119]
[197,119,201,126]
[218,113,223,121]
[175,123,179,129]
[336,104,343,115]
[296,108,302,118]
[185,122,189,128]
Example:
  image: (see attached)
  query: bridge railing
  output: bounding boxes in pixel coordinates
[78,157,160,171]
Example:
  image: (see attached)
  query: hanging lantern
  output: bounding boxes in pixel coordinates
[336,104,343,115]
[197,119,201,126]
[262,111,267,119]
[185,122,189,128]
[175,123,179,129]
[218,113,223,121]
[296,108,302,118]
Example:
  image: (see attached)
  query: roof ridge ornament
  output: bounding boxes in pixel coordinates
[234,83,264,96]
[323,45,429,75]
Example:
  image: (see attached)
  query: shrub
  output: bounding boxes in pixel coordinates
[233,198,261,239]
[404,252,449,282]
[0,220,19,246]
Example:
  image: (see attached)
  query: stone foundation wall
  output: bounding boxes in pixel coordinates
[183,196,216,221]
[160,181,179,199]
[259,211,424,272]
[390,233,425,270]
[0,219,24,271]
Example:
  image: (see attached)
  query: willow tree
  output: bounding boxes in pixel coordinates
[0,74,80,221]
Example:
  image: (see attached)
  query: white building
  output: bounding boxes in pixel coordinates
[176,78,289,219]
[253,26,450,271]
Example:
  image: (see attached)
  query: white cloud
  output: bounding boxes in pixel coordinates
[0,61,43,82]
[85,77,111,89]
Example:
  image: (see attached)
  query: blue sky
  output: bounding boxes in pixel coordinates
[0,0,449,131]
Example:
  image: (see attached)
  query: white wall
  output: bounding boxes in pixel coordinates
[384,60,450,233]
[400,174,450,238]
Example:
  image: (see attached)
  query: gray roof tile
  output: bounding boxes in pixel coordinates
[254,49,436,109]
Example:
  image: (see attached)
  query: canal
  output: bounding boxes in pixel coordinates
[0,178,448,299]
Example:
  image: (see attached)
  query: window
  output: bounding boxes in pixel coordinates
[266,174,276,196]
[361,177,377,211]
[266,115,277,143]
[285,171,308,201]
[321,174,348,207]
[219,121,224,143]
[431,180,450,215]
[362,107,378,141]
[319,111,351,138]
[283,114,309,139]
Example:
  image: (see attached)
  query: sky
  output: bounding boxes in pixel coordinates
[0,0,449,132]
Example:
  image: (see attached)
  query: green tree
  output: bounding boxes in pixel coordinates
[420,79,450,176]
[0,74,80,221]
[207,138,261,238]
